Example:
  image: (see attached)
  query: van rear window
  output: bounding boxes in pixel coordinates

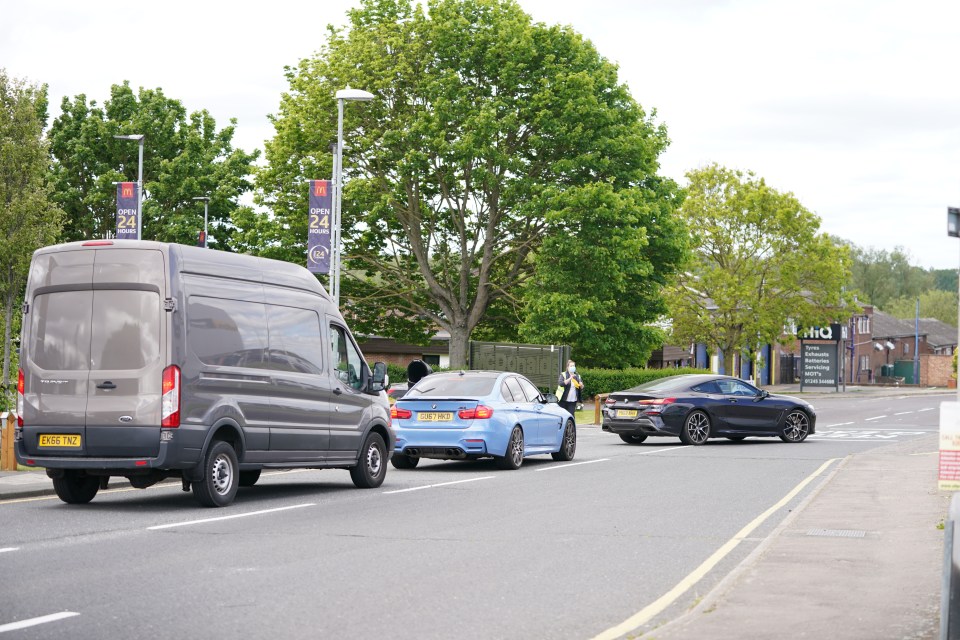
[30,290,160,371]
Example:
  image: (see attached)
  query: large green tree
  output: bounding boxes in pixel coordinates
[249,0,684,367]
[519,182,686,367]
[668,164,852,372]
[49,82,258,247]
[0,70,64,392]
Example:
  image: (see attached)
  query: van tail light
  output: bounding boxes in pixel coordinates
[638,397,676,414]
[161,365,181,428]
[17,368,24,428]
[459,405,493,420]
[82,240,114,246]
[391,406,412,420]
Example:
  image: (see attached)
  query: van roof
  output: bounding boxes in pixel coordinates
[34,240,331,300]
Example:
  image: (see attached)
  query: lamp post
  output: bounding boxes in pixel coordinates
[113,134,144,240]
[949,207,960,399]
[192,196,210,248]
[331,87,375,307]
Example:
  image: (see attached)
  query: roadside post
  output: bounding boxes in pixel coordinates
[943,207,960,639]
[0,412,15,471]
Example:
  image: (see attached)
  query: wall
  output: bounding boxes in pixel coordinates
[920,353,953,387]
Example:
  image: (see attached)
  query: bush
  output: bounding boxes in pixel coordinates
[578,367,711,398]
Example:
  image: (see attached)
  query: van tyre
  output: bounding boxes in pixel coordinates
[192,440,239,507]
[391,453,420,469]
[351,432,387,488]
[53,470,100,504]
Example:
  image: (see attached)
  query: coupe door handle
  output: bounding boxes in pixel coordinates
[97,381,117,390]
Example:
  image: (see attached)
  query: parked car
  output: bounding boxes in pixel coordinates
[386,382,409,405]
[16,240,392,507]
[390,371,576,470]
[602,374,815,445]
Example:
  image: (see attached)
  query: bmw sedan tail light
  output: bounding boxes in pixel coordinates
[391,406,412,420]
[458,405,493,420]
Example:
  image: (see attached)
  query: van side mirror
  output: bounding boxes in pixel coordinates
[368,361,388,393]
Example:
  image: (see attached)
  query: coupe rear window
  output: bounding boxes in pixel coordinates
[406,375,498,398]
[627,375,696,393]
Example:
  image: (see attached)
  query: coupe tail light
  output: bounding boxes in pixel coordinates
[391,406,412,419]
[458,405,493,420]
[161,365,181,428]
[639,397,676,413]
[17,368,24,428]
[605,396,617,405]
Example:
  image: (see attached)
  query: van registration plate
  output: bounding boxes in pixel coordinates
[616,410,638,418]
[418,412,453,422]
[39,434,82,448]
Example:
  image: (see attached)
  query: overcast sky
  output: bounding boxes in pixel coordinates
[4,0,959,268]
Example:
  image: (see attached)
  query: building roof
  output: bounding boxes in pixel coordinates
[870,310,920,340]
[919,318,958,348]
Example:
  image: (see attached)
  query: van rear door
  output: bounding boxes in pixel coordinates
[84,249,166,457]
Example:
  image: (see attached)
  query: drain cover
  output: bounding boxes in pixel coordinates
[806,529,866,538]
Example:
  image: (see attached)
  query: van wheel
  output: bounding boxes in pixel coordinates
[351,433,387,488]
[192,441,239,507]
[391,453,420,469]
[239,470,261,487]
[52,470,100,504]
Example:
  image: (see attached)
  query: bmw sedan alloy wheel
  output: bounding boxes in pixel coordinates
[780,410,810,443]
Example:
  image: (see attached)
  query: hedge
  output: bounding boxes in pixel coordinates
[577,367,711,398]
[377,362,709,397]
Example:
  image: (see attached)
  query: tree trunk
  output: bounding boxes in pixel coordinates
[448,326,470,370]
[2,282,11,390]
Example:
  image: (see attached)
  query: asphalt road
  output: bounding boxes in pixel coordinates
[0,392,944,639]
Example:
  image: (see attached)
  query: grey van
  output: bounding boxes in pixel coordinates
[15,240,393,507]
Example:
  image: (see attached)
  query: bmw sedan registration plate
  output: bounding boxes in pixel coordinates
[616,410,638,418]
[39,434,82,448]
[418,412,454,422]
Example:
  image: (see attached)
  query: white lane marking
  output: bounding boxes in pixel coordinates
[826,422,854,427]
[864,415,887,421]
[894,411,913,416]
[591,458,838,640]
[536,458,609,472]
[919,408,935,412]
[0,612,80,633]
[809,437,917,442]
[148,503,315,530]
[383,476,495,495]
[633,445,691,456]
[0,548,18,554]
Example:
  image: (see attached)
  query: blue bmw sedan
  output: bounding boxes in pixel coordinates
[390,371,577,470]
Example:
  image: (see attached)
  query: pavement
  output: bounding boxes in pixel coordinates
[0,383,954,638]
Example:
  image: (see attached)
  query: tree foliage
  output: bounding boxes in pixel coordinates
[250,0,684,366]
[884,289,958,327]
[48,82,258,248]
[0,70,64,390]
[668,164,853,371]
[519,182,687,368]
[845,244,933,310]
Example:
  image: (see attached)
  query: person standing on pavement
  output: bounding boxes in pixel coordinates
[557,360,584,418]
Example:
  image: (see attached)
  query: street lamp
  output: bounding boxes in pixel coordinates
[331,87,375,307]
[192,196,210,248]
[951,207,960,399]
[113,134,145,240]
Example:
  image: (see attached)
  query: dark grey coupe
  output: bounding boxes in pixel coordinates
[602,374,815,445]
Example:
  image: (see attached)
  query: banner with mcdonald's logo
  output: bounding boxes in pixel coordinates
[307,180,332,274]
[116,182,139,240]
